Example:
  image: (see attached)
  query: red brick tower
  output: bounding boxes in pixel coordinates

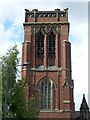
[22,8,75,119]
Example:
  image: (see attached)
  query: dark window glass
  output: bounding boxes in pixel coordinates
[37,31,44,55]
[48,31,55,56]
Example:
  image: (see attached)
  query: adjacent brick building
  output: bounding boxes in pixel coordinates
[21,8,79,119]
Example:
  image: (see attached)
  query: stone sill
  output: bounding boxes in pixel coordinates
[40,109,71,113]
[23,22,69,25]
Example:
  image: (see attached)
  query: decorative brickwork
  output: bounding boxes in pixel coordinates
[22,8,75,119]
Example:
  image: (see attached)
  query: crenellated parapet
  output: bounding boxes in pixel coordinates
[25,8,68,22]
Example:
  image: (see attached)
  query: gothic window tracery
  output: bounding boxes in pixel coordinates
[36,31,44,56]
[38,78,55,110]
[48,31,55,57]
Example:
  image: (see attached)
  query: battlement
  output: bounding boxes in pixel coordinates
[25,8,68,22]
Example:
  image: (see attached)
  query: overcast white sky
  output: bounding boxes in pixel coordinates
[0,1,88,111]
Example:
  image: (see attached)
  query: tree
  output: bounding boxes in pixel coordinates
[1,45,19,118]
[9,79,39,119]
[9,79,27,118]
[1,45,39,119]
[0,61,2,120]
[27,95,40,118]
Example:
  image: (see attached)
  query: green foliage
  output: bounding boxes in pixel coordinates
[0,61,2,120]
[27,96,39,118]
[1,45,39,119]
[8,80,27,118]
[1,45,19,118]
[1,45,19,89]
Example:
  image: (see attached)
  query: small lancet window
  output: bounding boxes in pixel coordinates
[36,31,44,56]
[48,31,55,57]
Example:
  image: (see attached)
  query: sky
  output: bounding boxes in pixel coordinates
[0,1,88,111]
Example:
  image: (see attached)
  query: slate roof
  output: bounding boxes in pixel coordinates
[80,94,89,110]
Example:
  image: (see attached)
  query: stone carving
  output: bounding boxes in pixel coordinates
[31,25,61,35]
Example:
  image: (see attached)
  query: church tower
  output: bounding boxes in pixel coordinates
[21,8,75,119]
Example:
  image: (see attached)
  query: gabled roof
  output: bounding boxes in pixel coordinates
[80,94,89,110]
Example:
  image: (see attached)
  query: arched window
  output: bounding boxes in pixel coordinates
[36,31,44,56]
[38,77,55,110]
[48,31,55,57]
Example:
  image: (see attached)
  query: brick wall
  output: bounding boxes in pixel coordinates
[21,9,75,119]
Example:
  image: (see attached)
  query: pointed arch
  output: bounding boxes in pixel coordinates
[48,30,56,57]
[36,27,44,34]
[36,30,44,55]
[37,76,57,88]
[37,76,56,110]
